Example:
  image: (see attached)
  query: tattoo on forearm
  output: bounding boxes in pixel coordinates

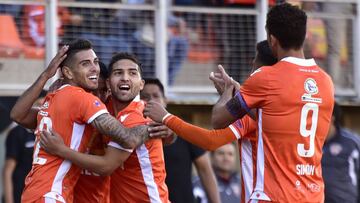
[92,114,149,149]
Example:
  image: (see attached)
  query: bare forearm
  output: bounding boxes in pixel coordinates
[211,87,236,129]
[196,155,221,203]
[92,114,149,149]
[3,161,15,203]
[10,73,49,129]
[57,147,111,176]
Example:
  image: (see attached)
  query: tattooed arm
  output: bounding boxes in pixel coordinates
[91,113,149,149]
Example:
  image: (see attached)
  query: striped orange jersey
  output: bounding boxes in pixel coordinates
[73,132,110,203]
[109,97,170,202]
[237,57,334,202]
[73,98,114,203]
[21,85,108,203]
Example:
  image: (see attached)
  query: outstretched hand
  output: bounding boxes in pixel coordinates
[143,101,168,123]
[40,129,66,156]
[42,45,68,79]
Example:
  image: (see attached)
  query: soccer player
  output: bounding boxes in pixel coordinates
[145,3,335,202]
[145,40,274,203]
[10,40,149,203]
[141,78,221,203]
[40,53,170,202]
[73,61,111,203]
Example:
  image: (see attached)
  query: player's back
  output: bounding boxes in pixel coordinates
[241,57,334,202]
[22,85,107,203]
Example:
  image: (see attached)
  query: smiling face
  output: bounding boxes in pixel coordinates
[64,49,100,91]
[108,59,144,103]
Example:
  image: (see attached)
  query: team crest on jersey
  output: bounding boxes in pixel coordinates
[329,143,342,156]
[304,78,318,95]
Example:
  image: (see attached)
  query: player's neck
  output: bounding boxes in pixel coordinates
[112,99,132,115]
[277,48,305,61]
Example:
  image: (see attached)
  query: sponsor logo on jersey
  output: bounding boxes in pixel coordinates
[304,78,318,95]
[307,183,320,192]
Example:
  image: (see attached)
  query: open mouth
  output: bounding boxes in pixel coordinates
[88,75,98,82]
[119,84,130,91]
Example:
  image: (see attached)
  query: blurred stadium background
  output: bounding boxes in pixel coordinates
[0,0,359,196]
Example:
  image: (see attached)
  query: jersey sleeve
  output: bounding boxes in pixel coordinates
[78,92,108,124]
[229,116,257,140]
[107,111,149,153]
[239,67,270,109]
[164,115,237,151]
[189,142,206,161]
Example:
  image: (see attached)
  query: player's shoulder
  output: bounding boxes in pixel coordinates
[339,128,360,148]
[249,65,273,77]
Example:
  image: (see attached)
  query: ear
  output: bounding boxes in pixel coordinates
[269,34,277,48]
[139,79,145,91]
[62,66,74,80]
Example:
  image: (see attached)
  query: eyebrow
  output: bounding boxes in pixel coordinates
[79,57,98,64]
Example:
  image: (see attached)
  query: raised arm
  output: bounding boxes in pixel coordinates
[210,65,248,128]
[10,46,68,129]
[40,130,130,176]
[91,113,149,149]
[144,101,238,151]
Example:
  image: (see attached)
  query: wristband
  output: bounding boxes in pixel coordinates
[162,113,172,123]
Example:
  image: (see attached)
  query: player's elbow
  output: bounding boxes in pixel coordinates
[10,108,22,124]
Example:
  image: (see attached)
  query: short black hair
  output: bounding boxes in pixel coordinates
[266,3,307,50]
[99,61,109,79]
[60,39,93,68]
[256,40,277,66]
[108,52,142,76]
[332,102,343,131]
[143,78,165,96]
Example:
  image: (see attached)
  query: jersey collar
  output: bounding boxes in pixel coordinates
[281,57,316,67]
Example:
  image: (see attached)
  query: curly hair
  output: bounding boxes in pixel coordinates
[266,3,307,50]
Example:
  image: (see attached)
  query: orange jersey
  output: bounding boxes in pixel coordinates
[73,99,113,203]
[22,85,108,203]
[109,97,170,202]
[237,57,334,202]
[73,132,110,203]
[230,116,258,203]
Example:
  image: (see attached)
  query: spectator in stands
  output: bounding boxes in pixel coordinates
[323,2,353,91]
[140,78,221,203]
[193,143,240,203]
[21,4,80,47]
[0,4,22,17]
[322,102,360,203]
[2,96,45,203]
[64,0,129,65]
[211,0,275,83]
[129,0,189,85]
